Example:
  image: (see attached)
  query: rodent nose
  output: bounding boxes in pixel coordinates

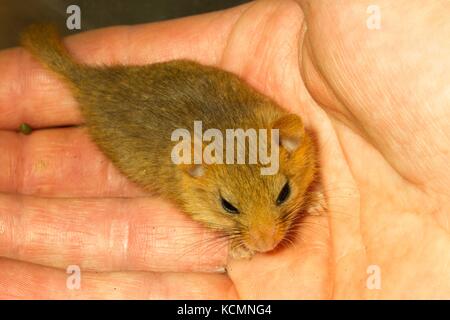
[247,226,283,253]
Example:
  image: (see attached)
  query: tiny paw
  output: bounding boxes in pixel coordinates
[229,244,255,260]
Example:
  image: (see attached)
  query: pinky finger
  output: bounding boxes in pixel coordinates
[0,258,237,299]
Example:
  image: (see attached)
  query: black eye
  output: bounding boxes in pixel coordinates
[221,197,239,214]
[276,182,290,205]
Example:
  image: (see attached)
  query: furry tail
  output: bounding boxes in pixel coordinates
[21,24,79,80]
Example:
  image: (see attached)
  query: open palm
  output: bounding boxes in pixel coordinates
[0,0,449,299]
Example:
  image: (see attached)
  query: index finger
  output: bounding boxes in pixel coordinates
[0,4,248,130]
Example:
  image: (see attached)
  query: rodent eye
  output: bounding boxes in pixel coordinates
[221,197,239,214]
[276,181,291,205]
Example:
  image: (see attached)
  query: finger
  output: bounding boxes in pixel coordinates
[0,127,148,197]
[0,4,249,130]
[0,45,82,130]
[311,110,367,298]
[0,258,236,299]
[227,214,331,299]
[0,194,228,273]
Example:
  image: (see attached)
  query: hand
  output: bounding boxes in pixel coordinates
[1,0,449,299]
[230,0,450,299]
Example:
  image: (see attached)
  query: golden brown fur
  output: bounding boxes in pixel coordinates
[21,24,317,258]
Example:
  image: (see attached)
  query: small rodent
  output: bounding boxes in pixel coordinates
[21,24,317,259]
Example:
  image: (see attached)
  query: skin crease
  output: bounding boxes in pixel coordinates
[0,0,449,299]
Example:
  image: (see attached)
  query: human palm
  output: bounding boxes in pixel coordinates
[0,0,449,299]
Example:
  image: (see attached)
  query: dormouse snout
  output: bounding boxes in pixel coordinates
[246,223,284,253]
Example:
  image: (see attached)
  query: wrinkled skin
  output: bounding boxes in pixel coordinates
[0,0,449,299]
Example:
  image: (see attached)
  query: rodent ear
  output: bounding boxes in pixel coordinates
[175,137,206,177]
[272,114,305,153]
[182,164,205,178]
